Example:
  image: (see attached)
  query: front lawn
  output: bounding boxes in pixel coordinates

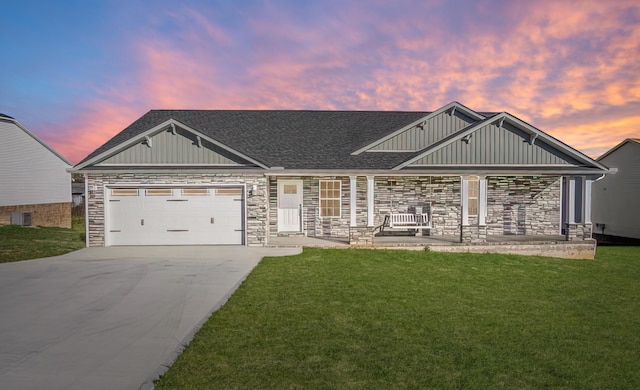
[0,217,85,263]
[156,247,640,389]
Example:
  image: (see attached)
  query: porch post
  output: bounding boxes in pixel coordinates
[479,177,487,226]
[584,177,592,224]
[367,176,374,227]
[349,176,357,227]
[568,177,576,224]
[461,177,469,226]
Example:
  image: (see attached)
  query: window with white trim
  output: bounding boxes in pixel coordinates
[319,180,341,217]
[467,176,479,217]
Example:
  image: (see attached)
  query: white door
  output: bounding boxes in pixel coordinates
[107,187,244,246]
[278,180,303,232]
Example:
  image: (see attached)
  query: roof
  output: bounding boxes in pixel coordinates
[597,138,640,161]
[78,110,430,169]
[74,102,608,174]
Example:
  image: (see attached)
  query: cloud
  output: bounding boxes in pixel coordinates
[44,0,640,163]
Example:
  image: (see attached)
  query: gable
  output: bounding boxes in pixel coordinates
[395,112,608,172]
[0,118,71,206]
[407,121,580,166]
[597,139,640,164]
[369,110,478,152]
[97,126,253,166]
[76,119,268,169]
[352,101,486,155]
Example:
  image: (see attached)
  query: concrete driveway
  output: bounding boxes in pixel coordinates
[0,245,300,390]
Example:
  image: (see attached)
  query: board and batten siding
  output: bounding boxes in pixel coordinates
[98,128,250,165]
[592,140,640,239]
[0,120,71,206]
[409,122,578,166]
[370,111,476,151]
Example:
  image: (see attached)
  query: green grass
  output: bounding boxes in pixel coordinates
[0,217,85,263]
[155,247,640,389]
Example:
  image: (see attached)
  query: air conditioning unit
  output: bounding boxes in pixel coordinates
[11,211,32,226]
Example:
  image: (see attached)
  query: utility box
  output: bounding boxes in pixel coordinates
[11,211,32,226]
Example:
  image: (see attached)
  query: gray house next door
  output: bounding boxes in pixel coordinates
[277,180,302,232]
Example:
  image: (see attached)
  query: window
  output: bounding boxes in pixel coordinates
[181,188,209,196]
[283,184,298,194]
[145,188,173,196]
[215,188,243,196]
[319,180,341,217]
[111,189,138,196]
[467,176,479,216]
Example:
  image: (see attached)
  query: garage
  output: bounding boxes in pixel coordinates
[106,186,245,246]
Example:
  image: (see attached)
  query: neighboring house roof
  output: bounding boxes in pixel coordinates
[597,138,640,161]
[73,102,608,174]
[0,115,72,166]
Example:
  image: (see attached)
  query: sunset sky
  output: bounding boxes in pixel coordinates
[1,0,639,164]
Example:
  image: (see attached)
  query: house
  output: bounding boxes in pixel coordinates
[71,102,610,251]
[0,113,72,228]
[591,138,640,244]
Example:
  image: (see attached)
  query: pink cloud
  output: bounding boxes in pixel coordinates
[48,0,640,163]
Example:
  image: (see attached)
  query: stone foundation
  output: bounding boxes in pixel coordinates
[461,225,487,243]
[565,223,592,241]
[428,241,596,260]
[349,226,373,246]
[0,202,71,228]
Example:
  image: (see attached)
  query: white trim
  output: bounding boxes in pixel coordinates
[72,118,269,171]
[349,176,357,227]
[319,179,342,218]
[351,101,486,155]
[367,176,374,227]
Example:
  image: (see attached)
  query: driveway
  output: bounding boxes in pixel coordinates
[0,245,301,390]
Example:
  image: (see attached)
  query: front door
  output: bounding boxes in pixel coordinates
[278,180,303,232]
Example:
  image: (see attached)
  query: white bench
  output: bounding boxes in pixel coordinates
[388,213,432,230]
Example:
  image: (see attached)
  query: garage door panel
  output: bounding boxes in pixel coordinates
[107,187,244,246]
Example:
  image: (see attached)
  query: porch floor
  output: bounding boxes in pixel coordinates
[265,233,595,259]
[267,234,569,248]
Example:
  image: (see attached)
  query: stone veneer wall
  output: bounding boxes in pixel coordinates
[269,176,461,240]
[268,176,355,239]
[374,176,461,237]
[486,176,561,236]
[86,173,267,247]
[0,202,71,228]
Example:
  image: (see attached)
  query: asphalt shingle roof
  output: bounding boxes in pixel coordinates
[79,110,433,169]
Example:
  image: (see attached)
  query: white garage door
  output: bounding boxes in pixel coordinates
[107,187,244,246]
